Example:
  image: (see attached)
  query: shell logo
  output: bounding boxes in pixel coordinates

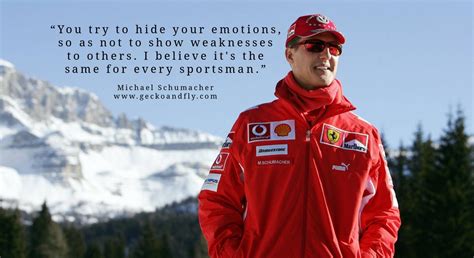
[274,123,291,137]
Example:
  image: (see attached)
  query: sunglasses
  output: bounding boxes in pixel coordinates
[296,40,343,56]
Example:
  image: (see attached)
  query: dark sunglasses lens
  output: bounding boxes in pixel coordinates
[304,41,342,56]
[328,45,342,56]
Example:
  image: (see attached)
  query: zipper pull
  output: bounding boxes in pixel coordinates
[306,130,311,142]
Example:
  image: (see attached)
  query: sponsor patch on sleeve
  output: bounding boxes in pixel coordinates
[222,132,233,149]
[201,173,222,192]
[211,152,230,171]
[320,124,369,153]
[248,120,295,143]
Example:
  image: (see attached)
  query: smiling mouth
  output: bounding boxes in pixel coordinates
[315,66,332,72]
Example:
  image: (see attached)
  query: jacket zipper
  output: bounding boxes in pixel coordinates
[288,107,311,257]
[279,100,347,257]
[276,99,354,257]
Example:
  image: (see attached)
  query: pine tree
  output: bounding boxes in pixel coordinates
[394,125,437,258]
[411,130,436,257]
[411,109,474,257]
[193,234,209,258]
[159,233,172,258]
[0,208,26,258]
[29,202,68,258]
[63,225,86,258]
[84,243,104,258]
[103,235,125,258]
[391,142,408,197]
[431,109,473,256]
[133,220,161,258]
[390,142,413,258]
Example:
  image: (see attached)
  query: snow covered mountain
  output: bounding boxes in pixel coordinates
[0,59,221,222]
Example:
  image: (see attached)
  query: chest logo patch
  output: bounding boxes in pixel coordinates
[248,120,295,143]
[256,144,288,157]
[320,124,369,153]
[274,123,291,136]
[332,163,350,172]
[327,129,341,143]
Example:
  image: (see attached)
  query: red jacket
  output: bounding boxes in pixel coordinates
[198,73,401,258]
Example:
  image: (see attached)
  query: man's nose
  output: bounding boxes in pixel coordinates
[319,47,331,60]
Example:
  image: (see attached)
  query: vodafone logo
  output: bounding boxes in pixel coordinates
[252,125,268,136]
[211,153,229,171]
[215,154,223,164]
[249,123,271,142]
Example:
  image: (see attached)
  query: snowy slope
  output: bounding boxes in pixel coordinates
[0,59,222,221]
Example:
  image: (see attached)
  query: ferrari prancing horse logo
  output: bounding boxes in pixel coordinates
[327,129,340,143]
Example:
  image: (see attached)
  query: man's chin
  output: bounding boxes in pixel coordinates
[312,78,334,88]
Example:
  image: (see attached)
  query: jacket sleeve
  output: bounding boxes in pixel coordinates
[198,119,246,258]
[359,131,401,258]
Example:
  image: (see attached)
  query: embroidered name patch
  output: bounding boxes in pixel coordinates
[257,159,292,166]
[248,120,295,143]
[256,144,288,157]
[320,124,369,153]
[201,173,222,192]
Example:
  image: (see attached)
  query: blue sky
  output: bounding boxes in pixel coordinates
[1,0,472,148]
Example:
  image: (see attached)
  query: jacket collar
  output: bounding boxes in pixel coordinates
[274,72,356,125]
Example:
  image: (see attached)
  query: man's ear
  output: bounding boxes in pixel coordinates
[285,48,294,65]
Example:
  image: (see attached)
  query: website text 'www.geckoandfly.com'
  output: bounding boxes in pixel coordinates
[113,83,218,101]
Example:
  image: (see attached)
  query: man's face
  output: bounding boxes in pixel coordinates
[285,32,341,90]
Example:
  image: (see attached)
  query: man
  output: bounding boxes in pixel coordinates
[198,14,401,258]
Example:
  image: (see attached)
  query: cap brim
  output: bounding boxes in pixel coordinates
[301,29,345,44]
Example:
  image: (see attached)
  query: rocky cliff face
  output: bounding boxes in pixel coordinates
[0,60,221,220]
[0,63,114,127]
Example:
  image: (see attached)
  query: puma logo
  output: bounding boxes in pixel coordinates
[332,163,350,172]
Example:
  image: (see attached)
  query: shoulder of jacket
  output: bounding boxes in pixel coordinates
[346,112,384,142]
[336,111,380,138]
[238,100,280,118]
[231,100,285,139]
[346,111,375,127]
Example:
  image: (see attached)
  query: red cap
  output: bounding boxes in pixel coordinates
[286,14,345,47]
